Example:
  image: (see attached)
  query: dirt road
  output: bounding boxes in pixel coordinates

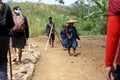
[31,36,106,80]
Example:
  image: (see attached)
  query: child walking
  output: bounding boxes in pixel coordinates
[60,25,68,50]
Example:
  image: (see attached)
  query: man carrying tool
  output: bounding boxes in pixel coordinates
[46,17,55,48]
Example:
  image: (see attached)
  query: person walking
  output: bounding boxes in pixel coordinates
[67,20,80,56]
[46,17,55,48]
[60,24,68,50]
[105,0,120,80]
[0,0,14,80]
[12,6,29,64]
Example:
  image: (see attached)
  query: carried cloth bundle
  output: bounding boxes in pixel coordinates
[12,6,25,32]
[12,14,25,32]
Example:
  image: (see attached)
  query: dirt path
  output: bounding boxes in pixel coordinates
[31,36,106,80]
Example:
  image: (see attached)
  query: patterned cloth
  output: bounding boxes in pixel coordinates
[60,30,69,48]
[67,25,79,49]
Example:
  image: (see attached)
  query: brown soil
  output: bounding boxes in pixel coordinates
[30,35,106,80]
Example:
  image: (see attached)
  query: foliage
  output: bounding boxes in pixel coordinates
[69,0,108,35]
[91,0,108,16]
[8,0,108,37]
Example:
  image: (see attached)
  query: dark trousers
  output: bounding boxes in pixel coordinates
[0,36,10,80]
[114,65,120,80]
[0,61,7,80]
[48,33,55,41]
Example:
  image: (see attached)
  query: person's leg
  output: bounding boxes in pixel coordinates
[12,48,17,62]
[12,36,17,62]
[49,39,51,46]
[72,39,78,56]
[114,65,120,80]
[18,48,22,64]
[51,33,55,47]
[51,40,54,47]
[0,36,9,80]
[0,61,7,80]
[67,38,72,56]
[68,48,71,56]
[73,48,77,56]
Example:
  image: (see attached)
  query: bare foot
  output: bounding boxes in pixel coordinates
[68,53,72,56]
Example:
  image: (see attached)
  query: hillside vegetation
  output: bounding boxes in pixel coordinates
[8,2,74,37]
[8,2,107,37]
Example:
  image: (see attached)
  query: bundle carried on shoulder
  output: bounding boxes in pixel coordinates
[13,14,25,32]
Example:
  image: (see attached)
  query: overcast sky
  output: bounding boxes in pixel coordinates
[3,0,77,5]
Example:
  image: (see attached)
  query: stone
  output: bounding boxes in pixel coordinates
[8,42,40,80]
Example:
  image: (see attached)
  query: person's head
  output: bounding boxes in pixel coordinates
[68,22,74,26]
[62,24,67,30]
[13,6,21,15]
[48,17,52,23]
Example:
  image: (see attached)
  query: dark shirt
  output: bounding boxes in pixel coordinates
[46,22,55,35]
[0,3,14,36]
[68,25,79,40]
[108,0,120,15]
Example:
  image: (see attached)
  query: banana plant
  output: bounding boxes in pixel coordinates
[84,0,108,19]
[93,0,108,15]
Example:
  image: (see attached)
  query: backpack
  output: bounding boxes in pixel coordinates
[0,3,8,26]
[12,15,25,32]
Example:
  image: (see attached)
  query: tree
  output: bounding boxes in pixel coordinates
[55,0,64,4]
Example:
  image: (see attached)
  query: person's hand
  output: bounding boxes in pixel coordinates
[26,38,28,40]
[46,33,48,36]
[78,37,80,40]
[106,66,115,80]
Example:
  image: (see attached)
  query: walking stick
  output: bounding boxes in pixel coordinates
[8,47,12,80]
[55,30,63,47]
[44,24,53,51]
